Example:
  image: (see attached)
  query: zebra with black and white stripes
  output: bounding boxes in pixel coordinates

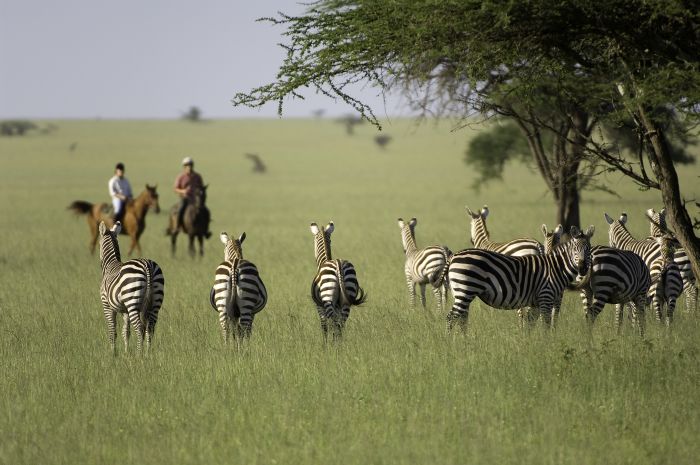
[446,225,594,331]
[310,222,366,341]
[466,205,545,327]
[209,231,267,343]
[579,246,650,336]
[397,218,451,312]
[647,234,683,325]
[466,205,545,256]
[646,208,697,312]
[605,212,683,326]
[98,221,164,354]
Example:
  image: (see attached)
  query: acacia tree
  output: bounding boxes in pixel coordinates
[232,0,700,281]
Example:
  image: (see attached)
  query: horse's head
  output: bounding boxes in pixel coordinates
[194,184,208,208]
[145,184,160,214]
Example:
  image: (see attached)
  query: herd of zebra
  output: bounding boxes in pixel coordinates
[95,205,696,353]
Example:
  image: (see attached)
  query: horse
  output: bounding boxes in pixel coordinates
[68,184,161,256]
[166,185,211,257]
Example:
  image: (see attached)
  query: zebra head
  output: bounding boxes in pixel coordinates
[220,231,245,261]
[465,205,489,246]
[310,221,334,265]
[397,217,418,253]
[645,208,667,237]
[568,225,594,277]
[604,212,629,247]
[541,224,563,254]
[655,234,676,265]
[98,221,122,265]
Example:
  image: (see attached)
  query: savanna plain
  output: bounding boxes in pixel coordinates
[1,118,699,465]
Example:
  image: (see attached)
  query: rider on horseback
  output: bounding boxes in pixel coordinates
[108,162,132,223]
[173,157,211,237]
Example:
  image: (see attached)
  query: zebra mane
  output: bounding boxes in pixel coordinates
[100,228,122,272]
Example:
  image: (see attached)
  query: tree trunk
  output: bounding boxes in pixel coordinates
[638,106,700,284]
[556,164,581,233]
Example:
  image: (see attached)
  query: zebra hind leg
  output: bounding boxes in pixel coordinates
[419,283,427,309]
[127,309,145,353]
[122,312,130,352]
[432,285,443,314]
[632,293,647,338]
[103,307,117,355]
[406,277,416,310]
[447,295,472,332]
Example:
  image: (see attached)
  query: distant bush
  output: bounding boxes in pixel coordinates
[1,120,38,136]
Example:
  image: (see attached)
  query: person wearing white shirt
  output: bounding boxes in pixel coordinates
[108,162,133,222]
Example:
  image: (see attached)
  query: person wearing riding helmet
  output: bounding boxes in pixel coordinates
[173,157,207,235]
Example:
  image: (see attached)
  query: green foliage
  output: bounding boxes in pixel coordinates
[2,119,700,464]
[1,120,37,136]
[465,121,529,187]
[182,106,202,122]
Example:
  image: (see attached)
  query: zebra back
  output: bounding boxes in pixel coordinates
[466,205,543,256]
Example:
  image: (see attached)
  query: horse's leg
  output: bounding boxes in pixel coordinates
[127,232,138,256]
[188,235,195,258]
[170,231,178,257]
[89,217,98,254]
[198,235,204,257]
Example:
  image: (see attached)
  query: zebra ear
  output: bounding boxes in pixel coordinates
[465,206,473,217]
[645,208,655,221]
[620,213,628,224]
[604,213,614,225]
[541,224,548,237]
[570,225,581,237]
[398,218,405,228]
[238,232,246,244]
[554,224,563,235]
[660,208,666,216]
[111,222,122,235]
[409,218,417,227]
[310,223,320,235]
[99,221,106,235]
[481,206,489,218]
[585,225,595,238]
[220,232,229,245]
[325,222,335,234]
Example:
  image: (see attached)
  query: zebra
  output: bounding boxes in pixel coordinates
[98,221,164,354]
[209,231,268,343]
[578,246,650,336]
[605,212,683,326]
[647,235,683,325]
[397,217,451,313]
[446,225,594,331]
[466,205,544,256]
[541,224,563,255]
[310,221,366,341]
[466,205,545,327]
[646,208,697,312]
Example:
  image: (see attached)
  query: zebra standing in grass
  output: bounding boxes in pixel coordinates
[605,213,682,326]
[466,205,545,326]
[646,208,697,312]
[397,218,451,313]
[310,222,366,341]
[98,221,164,354]
[578,246,650,336]
[209,232,267,343]
[446,225,594,331]
[647,235,683,325]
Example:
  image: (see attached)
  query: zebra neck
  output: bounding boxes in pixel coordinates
[101,256,121,275]
[471,221,490,248]
[225,245,242,262]
[610,224,634,246]
[402,229,417,254]
[315,238,332,268]
[550,245,579,281]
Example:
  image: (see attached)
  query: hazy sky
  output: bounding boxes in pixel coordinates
[0,0,404,119]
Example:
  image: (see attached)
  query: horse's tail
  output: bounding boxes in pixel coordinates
[67,201,94,216]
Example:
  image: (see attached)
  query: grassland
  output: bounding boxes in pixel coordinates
[1,118,699,464]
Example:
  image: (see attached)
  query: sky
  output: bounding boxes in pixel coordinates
[0,0,405,119]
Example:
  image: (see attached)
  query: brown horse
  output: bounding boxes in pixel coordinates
[166,185,211,257]
[68,184,161,255]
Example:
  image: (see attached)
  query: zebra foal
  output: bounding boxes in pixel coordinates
[397,217,451,313]
[446,225,594,331]
[646,208,697,312]
[209,231,268,343]
[98,221,164,354]
[310,222,366,341]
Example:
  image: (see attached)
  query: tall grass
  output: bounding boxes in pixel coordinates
[0,119,699,464]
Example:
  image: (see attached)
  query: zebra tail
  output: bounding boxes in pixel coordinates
[67,200,93,215]
[142,261,153,315]
[435,246,452,288]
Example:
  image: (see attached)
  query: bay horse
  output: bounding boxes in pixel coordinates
[68,184,161,255]
[166,185,211,257]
